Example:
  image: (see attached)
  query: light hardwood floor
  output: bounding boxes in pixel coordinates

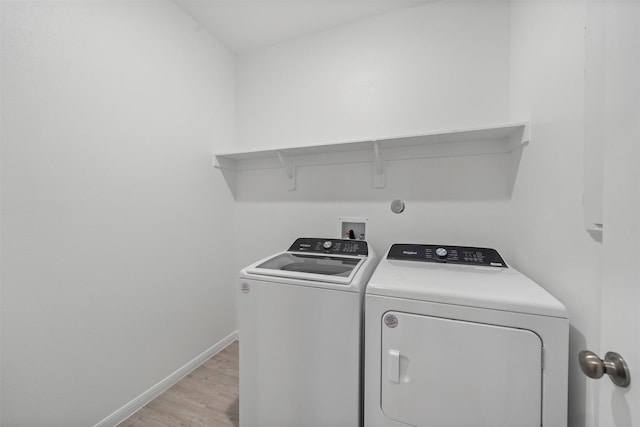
[120,341,239,427]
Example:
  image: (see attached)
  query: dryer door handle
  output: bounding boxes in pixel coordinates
[388,349,401,383]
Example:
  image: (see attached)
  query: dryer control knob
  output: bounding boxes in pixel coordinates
[436,247,448,258]
[323,241,333,250]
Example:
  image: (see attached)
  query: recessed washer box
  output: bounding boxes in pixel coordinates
[339,216,368,240]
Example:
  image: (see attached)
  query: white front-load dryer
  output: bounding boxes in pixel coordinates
[364,244,569,427]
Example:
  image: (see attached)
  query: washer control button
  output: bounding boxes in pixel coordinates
[323,241,333,250]
[435,247,448,258]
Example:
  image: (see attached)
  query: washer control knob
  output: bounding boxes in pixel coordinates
[435,247,448,258]
[323,241,333,250]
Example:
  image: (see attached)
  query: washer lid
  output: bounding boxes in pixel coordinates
[367,257,567,318]
[257,252,361,275]
[244,251,368,285]
[241,238,378,290]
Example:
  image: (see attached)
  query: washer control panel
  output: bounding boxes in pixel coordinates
[288,237,369,256]
[387,244,506,267]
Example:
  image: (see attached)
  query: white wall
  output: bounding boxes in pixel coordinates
[237,1,510,151]
[509,3,601,427]
[236,2,605,427]
[0,1,236,425]
[234,1,513,269]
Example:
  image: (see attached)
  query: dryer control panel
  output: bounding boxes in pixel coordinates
[387,244,506,267]
[288,237,369,256]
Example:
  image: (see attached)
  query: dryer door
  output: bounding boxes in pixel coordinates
[381,312,542,427]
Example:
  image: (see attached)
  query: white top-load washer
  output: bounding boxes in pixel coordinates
[239,237,378,427]
[364,244,568,427]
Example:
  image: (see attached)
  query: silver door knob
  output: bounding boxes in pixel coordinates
[578,350,630,387]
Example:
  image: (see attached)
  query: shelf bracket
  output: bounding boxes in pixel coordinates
[372,141,385,188]
[507,122,531,152]
[276,151,296,191]
[212,154,237,198]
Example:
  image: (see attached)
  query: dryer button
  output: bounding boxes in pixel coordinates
[384,314,399,328]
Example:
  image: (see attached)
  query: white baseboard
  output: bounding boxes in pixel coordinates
[94,330,239,427]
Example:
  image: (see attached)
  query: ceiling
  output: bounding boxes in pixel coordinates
[174,0,433,54]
